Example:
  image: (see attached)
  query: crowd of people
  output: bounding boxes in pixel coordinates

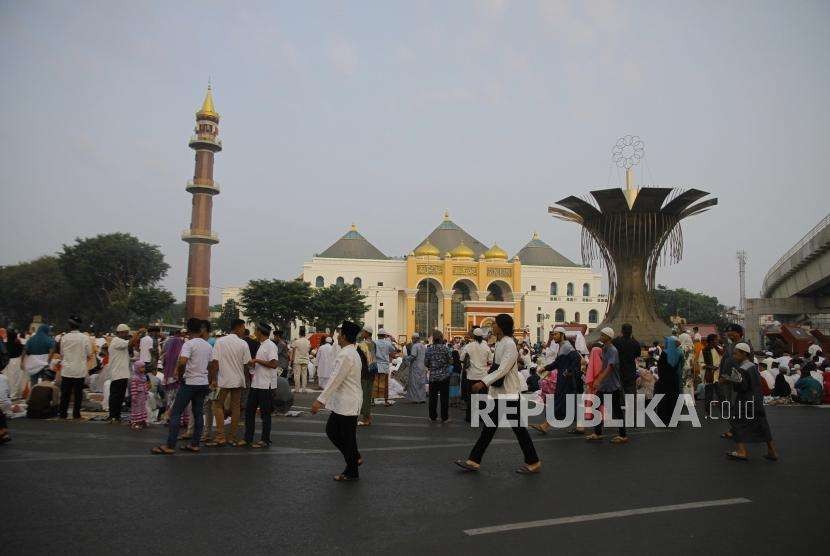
[2,314,828,472]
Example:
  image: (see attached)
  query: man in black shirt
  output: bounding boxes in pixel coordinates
[612,323,641,396]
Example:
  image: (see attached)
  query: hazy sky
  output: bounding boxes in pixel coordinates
[2,0,828,307]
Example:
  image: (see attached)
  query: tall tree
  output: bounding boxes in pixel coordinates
[652,284,728,330]
[128,286,176,326]
[240,279,311,333]
[58,233,170,328]
[214,299,240,333]
[0,256,76,329]
[308,284,370,333]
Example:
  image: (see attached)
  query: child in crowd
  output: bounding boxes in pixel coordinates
[130,359,149,430]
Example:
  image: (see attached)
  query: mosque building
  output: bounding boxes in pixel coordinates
[224,212,606,342]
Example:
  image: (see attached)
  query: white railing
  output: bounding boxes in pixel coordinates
[189,135,222,148]
[762,212,830,295]
[181,229,219,242]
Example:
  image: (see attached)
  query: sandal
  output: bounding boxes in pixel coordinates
[333,474,359,482]
[529,424,548,435]
[250,441,270,449]
[725,451,748,461]
[204,440,226,447]
[610,436,629,444]
[516,463,541,475]
[584,433,604,442]
[180,445,201,453]
[151,445,175,455]
[232,440,248,448]
[454,459,480,472]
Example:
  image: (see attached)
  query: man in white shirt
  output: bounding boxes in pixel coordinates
[243,322,279,448]
[462,328,492,422]
[207,318,251,446]
[138,326,161,373]
[312,320,364,481]
[315,337,335,389]
[290,326,311,393]
[58,316,91,419]
[106,324,136,422]
[152,318,213,454]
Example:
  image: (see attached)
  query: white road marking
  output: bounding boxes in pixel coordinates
[463,498,752,536]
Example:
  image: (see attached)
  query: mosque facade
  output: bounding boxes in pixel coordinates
[224,213,607,343]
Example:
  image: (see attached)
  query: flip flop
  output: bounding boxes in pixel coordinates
[250,441,271,449]
[333,474,359,482]
[204,440,226,447]
[151,445,175,455]
[180,445,201,453]
[516,464,541,475]
[763,454,779,461]
[610,436,629,444]
[232,440,248,448]
[454,459,480,472]
[725,451,748,461]
[584,434,604,442]
[529,424,548,435]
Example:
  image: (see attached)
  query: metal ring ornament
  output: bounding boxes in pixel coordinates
[612,135,645,169]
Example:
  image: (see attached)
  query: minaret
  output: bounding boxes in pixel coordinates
[182,84,222,319]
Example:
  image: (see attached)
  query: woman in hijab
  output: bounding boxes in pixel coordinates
[22,325,55,389]
[160,331,186,423]
[654,336,682,425]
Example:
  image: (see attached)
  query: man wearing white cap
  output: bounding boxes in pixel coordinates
[723,342,778,462]
[405,332,427,403]
[461,328,492,422]
[105,324,133,423]
[585,327,627,443]
[316,336,335,389]
[532,326,579,434]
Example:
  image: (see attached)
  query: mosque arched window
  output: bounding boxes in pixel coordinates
[588,310,599,324]
[555,309,565,322]
[550,282,558,296]
[353,277,362,288]
[336,276,345,286]
[566,283,574,297]
[583,283,590,297]
[315,276,324,288]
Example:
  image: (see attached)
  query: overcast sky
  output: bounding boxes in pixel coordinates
[2,0,828,307]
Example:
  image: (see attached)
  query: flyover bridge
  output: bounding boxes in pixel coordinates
[746,213,830,347]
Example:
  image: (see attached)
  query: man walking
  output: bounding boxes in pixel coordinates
[105,324,134,423]
[613,323,641,407]
[311,320,364,481]
[151,318,212,454]
[243,322,279,448]
[58,316,91,420]
[207,318,251,447]
[585,327,628,444]
[717,323,751,440]
[290,326,311,393]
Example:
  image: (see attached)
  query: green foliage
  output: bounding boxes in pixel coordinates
[159,302,186,326]
[240,279,312,333]
[128,286,176,326]
[0,233,176,332]
[57,233,170,329]
[308,284,370,333]
[0,256,76,329]
[652,285,728,330]
[214,299,240,333]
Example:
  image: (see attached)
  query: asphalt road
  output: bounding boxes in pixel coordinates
[1,394,828,555]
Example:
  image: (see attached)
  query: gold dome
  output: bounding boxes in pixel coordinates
[414,240,440,257]
[483,243,508,260]
[449,241,475,259]
[196,84,219,118]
